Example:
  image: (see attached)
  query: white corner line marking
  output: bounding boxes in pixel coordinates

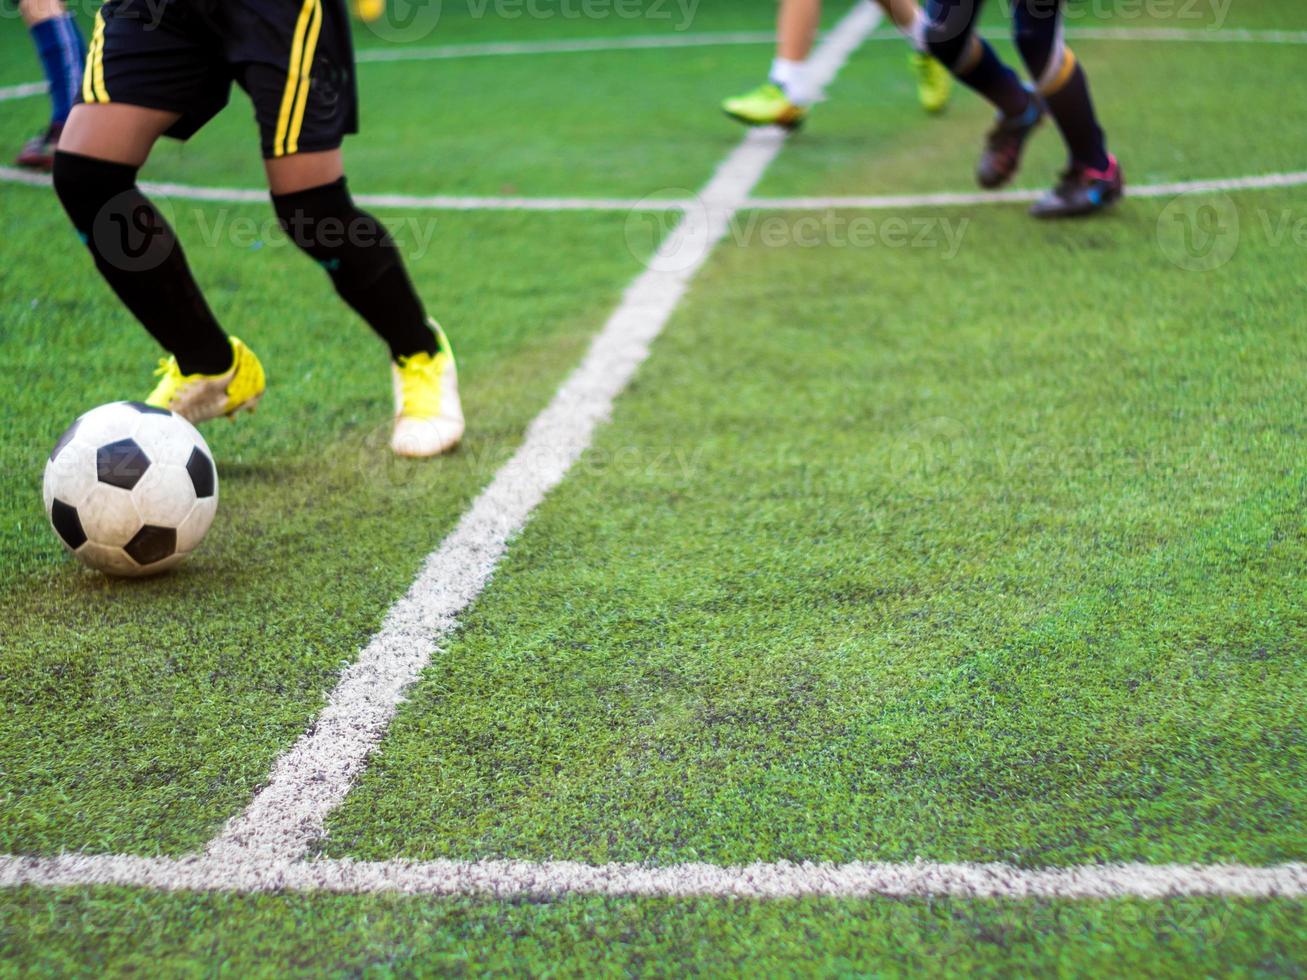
[1,854,1304,899]
[198,0,882,866]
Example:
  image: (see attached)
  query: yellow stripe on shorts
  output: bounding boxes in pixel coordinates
[82,11,110,104]
[273,0,319,157]
[286,0,324,156]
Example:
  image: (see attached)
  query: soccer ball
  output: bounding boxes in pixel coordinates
[43,401,219,577]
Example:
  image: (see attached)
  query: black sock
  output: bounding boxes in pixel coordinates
[271,178,437,361]
[52,151,233,375]
[956,40,1031,119]
[1044,64,1110,170]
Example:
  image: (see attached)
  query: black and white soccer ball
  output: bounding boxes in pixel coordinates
[43,401,219,577]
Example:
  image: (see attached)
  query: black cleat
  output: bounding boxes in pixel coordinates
[1030,155,1124,219]
[976,94,1044,189]
[15,123,62,171]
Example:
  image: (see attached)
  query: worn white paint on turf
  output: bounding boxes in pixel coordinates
[2,855,1305,898]
[201,0,883,865]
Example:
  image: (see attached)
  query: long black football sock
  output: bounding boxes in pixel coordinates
[1044,63,1110,171]
[51,151,233,375]
[271,178,437,361]
[955,40,1031,119]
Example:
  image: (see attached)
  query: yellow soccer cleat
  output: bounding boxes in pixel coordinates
[721,82,807,129]
[911,51,952,115]
[391,321,464,458]
[354,0,385,21]
[146,336,266,424]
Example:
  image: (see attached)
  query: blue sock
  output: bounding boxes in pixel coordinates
[30,13,86,127]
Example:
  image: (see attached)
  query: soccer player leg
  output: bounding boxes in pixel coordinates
[722,0,819,128]
[875,0,951,114]
[241,0,461,457]
[1013,0,1123,217]
[924,0,1044,188]
[52,2,262,423]
[267,157,463,457]
[17,0,85,169]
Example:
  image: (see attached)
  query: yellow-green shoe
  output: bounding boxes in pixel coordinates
[145,336,266,424]
[721,82,807,129]
[911,51,952,114]
[391,321,464,458]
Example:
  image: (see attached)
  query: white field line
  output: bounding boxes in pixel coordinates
[750,169,1307,210]
[345,25,1307,63]
[4,163,1306,213]
[1,854,1304,899]
[199,0,882,866]
[354,30,777,62]
[1,23,1304,105]
[0,80,48,102]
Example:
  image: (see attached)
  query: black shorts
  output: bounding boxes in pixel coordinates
[76,0,358,159]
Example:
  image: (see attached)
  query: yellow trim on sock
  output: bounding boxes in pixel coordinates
[1038,47,1078,97]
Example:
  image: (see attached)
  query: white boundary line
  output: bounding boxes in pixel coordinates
[0,80,48,102]
[4,163,1306,213]
[750,169,1307,210]
[351,25,1307,63]
[200,0,882,866]
[354,30,778,62]
[2,23,1305,105]
[2,854,1303,899]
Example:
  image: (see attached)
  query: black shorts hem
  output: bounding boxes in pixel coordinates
[258,134,350,161]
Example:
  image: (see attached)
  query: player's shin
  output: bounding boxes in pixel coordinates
[271,177,437,360]
[923,3,1027,117]
[1014,0,1110,170]
[51,150,234,376]
[272,178,463,456]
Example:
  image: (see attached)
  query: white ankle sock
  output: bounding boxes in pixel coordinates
[903,8,929,54]
[768,57,817,106]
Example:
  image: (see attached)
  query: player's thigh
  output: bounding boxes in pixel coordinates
[264,149,344,196]
[59,103,181,167]
[71,0,232,165]
[229,0,358,163]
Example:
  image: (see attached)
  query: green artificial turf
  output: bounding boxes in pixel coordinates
[325,190,1307,868]
[1,890,1302,977]
[1,0,1305,973]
